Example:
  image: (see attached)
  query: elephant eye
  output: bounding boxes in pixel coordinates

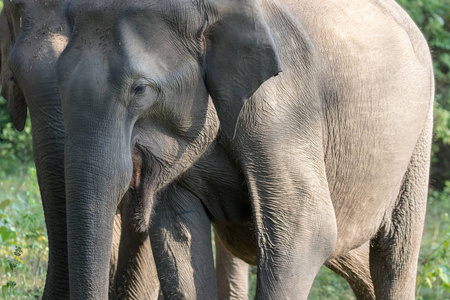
[133,84,147,96]
[8,68,16,82]
[128,78,161,107]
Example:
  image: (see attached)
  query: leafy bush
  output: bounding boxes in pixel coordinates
[0,95,34,176]
[416,184,450,299]
[417,213,450,299]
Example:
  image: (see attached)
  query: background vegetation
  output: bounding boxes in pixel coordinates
[1,0,449,298]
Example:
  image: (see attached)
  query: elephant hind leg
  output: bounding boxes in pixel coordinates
[369,112,432,300]
[215,233,249,300]
[325,242,375,300]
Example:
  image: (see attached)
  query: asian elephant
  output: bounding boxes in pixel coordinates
[0,0,160,298]
[56,0,433,299]
[0,2,252,299]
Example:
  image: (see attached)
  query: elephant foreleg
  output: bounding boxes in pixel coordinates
[238,147,336,298]
[235,106,337,299]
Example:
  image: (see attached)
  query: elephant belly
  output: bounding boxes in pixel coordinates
[212,221,257,265]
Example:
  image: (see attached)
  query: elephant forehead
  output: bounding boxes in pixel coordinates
[117,19,186,76]
[49,33,69,57]
[66,0,205,35]
[67,0,199,20]
[4,0,62,18]
[67,0,203,45]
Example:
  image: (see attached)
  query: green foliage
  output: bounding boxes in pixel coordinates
[417,213,450,299]
[309,267,355,300]
[0,93,34,176]
[248,265,256,299]
[0,168,48,299]
[1,246,22,299]
[416,185,450,299]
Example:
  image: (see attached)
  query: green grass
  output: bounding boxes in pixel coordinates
[0,168,47,299]
[309,267,356,300]
[416,185,450,300]
[0,169,449,299]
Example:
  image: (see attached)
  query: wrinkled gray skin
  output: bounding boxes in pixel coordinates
[0,1,160,298]
[57,0,433,299]
[110,200,161,299]
[0,2,251,299]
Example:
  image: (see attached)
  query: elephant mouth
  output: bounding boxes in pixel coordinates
[126,149,153,233]
[130,150,142,191]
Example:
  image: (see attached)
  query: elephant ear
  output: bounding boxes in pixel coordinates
[204,0,281,139]
[0,11,27,131]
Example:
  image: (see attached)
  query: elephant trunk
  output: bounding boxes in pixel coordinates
[25,78,69,298]
[64,115,133,299]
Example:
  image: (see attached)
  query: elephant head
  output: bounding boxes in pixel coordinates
[57,0,280,298]
[0,0,68,128]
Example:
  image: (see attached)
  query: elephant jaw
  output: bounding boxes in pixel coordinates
[127,150,154,233]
